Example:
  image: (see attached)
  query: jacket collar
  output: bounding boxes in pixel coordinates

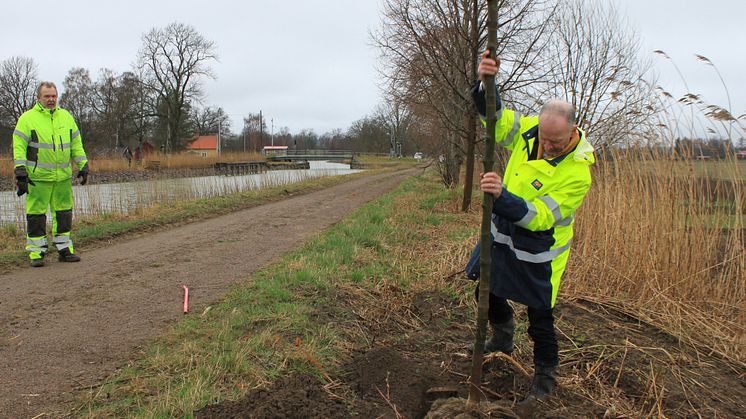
[571,130,595,165]
[545,128,595,167]
[34,102,58,115]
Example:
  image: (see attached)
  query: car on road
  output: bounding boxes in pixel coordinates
[413,152,424,161]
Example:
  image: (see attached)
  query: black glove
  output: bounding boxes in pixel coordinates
[14,166,35,197]
[77,164,89,185]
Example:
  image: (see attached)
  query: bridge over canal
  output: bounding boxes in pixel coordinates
[265,149,356,162]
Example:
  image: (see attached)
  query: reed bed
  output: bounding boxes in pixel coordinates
[567,150,745,363]
[0,151,264,177]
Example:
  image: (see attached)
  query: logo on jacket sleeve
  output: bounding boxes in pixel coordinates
[531,179,543,190]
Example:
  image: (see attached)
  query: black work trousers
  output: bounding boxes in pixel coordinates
[476,287,558,367]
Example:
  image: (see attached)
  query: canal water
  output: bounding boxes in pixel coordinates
[0,161,359,227]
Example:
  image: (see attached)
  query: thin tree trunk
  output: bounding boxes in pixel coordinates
[461,0,480,212]
[461,0,481,213]
[462,112,476,211]
[468,0,497,407]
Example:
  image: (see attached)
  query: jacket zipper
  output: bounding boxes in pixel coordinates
[51,110,56,151]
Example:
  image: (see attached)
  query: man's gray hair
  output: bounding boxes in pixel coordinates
[36,81,58,98]
[539,100,576,129]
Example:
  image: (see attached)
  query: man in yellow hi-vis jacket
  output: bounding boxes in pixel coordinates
[12,82,89,267]
[466,51,594,402]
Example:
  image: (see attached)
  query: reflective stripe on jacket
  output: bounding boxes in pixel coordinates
[13,103,88,182]
[466,82,594,309]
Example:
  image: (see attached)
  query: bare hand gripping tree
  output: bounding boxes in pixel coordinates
[136,22,217,153]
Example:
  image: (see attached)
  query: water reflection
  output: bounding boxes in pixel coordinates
[0,161,359,226]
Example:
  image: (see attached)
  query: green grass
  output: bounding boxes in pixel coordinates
[637,159,746,181]
[74,169,465,418]
[692,159,746,180]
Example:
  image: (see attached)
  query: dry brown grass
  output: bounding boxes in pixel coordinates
[568,150,745,364]
[0,151,264,177]
[340,171,745,416]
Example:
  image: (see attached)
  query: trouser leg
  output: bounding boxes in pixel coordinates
[51,180,75,254]
[26,214,47,259]
[524,306,558,399]
[474,287,515,353]
[473,286,514,324]
[527,307,558,367]
[25,181,52,260]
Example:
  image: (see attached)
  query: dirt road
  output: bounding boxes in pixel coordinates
[0,169,416,418]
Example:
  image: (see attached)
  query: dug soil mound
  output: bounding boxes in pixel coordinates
[343,346,460,418]
[194,374,348,419]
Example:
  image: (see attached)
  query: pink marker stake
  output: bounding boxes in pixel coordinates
[183,285,189,314]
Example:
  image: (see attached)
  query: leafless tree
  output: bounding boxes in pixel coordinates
[241,113,267,152]
[318,129,347,150]
[60,67,97,147]
[373,99,417,157]
[112,71,148,149]
[91,69,120,149]
[543,0,661,147]
[136,22,217,152]
[346,113,392,153]
[91,69,146,150]
[126,68,156,150]
[0,56,38,128]
[191,106,230,136]
[293,129,319,151]
[373,0,554,210]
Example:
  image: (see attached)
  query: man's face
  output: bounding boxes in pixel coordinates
[538,114,574,158]
[38,86,58,110]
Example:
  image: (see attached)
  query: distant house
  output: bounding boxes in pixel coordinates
[737,150,746,160]
[134,140,156,162]
[187,135,218,158]
[262,145,288,157]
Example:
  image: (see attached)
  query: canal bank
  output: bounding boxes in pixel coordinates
[0,160,312,192]
[0,161,359,226]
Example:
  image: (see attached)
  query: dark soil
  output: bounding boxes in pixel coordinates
[343,346,463,418]
[194,374,349,419]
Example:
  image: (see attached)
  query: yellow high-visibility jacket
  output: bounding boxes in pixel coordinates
[466,83,595,309]
[13,103,88,182]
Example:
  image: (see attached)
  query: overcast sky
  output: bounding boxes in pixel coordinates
[620,0,745,137]
[3,1,744,136]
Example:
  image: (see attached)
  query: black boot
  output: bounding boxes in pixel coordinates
[58,248,81,262]
[484,318,514,354]
[523,363,557,402]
